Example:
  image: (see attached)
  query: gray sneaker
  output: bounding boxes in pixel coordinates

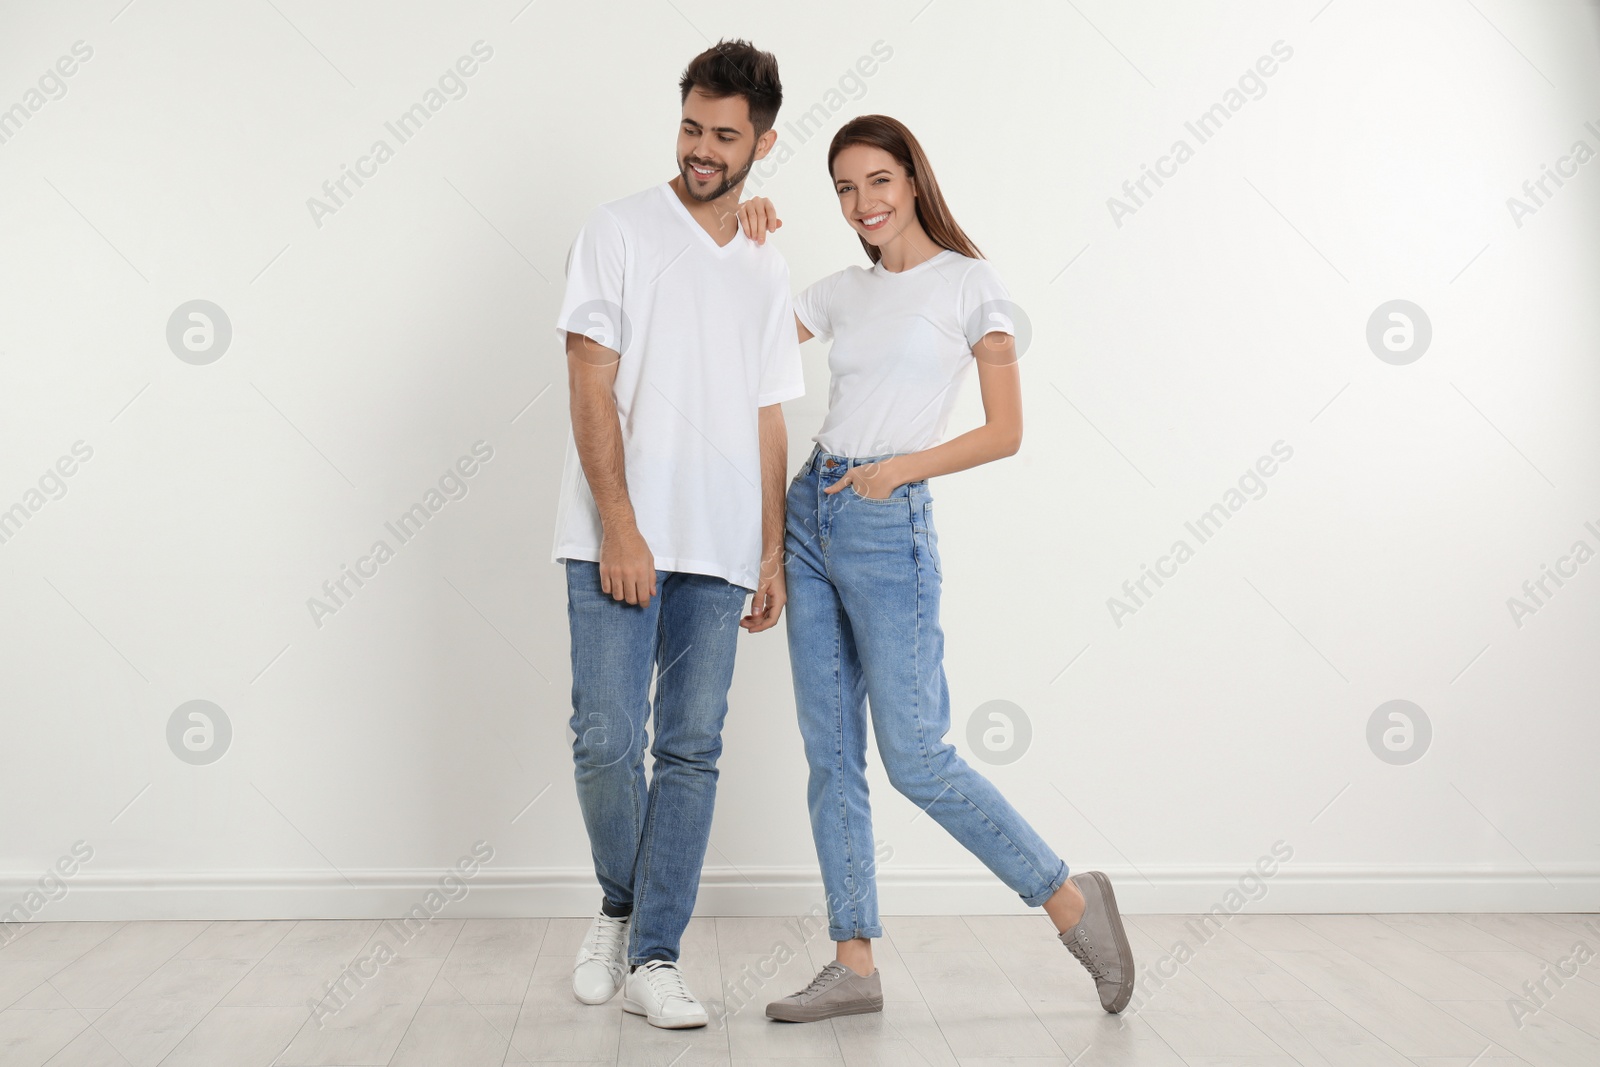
[1058,870,1135,1012]
[765,961,883,1022]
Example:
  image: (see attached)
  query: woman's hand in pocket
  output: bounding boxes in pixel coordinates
[825,461,899,500]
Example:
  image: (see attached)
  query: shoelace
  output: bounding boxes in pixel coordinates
[638,960,696,1003]
[1066,927,1107,981]
[792,961,850,999]
[577,914,628,966]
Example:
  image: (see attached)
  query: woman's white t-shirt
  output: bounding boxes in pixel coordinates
[793,248,1016,457]
[551,182,806,592]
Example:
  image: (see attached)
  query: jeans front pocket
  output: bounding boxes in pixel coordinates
[845,479,911,505]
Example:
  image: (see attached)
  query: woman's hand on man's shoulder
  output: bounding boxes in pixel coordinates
[736,196,782,244]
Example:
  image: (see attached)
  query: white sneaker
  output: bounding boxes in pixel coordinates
[572,912,630,1005]
[622,959,708,1028]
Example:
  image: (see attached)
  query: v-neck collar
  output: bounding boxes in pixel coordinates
[661,181,743,256]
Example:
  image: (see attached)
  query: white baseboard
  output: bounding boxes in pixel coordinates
[3,864,1597,923]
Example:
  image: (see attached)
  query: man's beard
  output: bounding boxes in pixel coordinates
[681,149,756,201]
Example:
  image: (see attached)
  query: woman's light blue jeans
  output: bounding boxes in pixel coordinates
[783,444,1069,941]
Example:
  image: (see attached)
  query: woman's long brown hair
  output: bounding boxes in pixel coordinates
[826,114,985,265]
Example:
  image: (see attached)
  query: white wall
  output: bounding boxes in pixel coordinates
[2,0,1597,923]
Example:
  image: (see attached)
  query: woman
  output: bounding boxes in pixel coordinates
[735,115,1135,1022]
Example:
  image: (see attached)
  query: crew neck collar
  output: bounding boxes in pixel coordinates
[873,248,955,276]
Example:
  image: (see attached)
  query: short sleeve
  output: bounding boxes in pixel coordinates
[555,204,627,351]
[793,270,840,343]
[956,259,1016,348]
[758,263,806,406]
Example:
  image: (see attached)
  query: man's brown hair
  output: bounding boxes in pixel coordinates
[678,38,782,137]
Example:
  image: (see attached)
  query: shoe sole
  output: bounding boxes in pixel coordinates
[622,994,708,1028]
[766,997,884,1023]
[1075,870,1136,1013]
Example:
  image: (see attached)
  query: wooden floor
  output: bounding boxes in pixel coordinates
[0,912,1595,1066]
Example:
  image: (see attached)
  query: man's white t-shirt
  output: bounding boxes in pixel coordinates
[793,248,1016,457]
[552,181,805,592]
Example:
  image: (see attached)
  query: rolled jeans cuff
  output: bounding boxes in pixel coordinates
[1019,858,1071,908]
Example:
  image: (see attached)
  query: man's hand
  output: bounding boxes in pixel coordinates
[736,196,782,244]
[740,552,786,632]
[599,523,658,607]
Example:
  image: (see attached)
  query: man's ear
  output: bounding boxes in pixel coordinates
[755,126,779,162]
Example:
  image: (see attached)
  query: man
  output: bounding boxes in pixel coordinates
[552,39,802,1029]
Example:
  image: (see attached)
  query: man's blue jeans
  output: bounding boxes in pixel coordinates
[565,559,749,964]
[783,445,1069,941]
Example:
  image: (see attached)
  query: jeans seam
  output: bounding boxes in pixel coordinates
[625,585,670,965]
[831,577,864,936]
[570,561,649,914]
[630,780,661,965]
[806,468,872,939]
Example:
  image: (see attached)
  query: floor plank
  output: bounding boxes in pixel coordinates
[0,914,1590,1066]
